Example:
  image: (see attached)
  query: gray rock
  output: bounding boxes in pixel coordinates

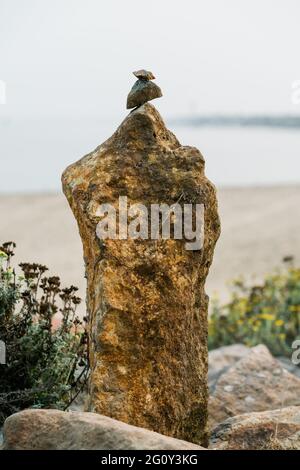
[210,406,300,450]
[2,409,205,450]
[208,344,250,391]
[127,80,162,109]
[209,344,300,429]
[278,356,300,379]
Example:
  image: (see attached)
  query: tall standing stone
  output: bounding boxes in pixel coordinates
[62,87,220,446]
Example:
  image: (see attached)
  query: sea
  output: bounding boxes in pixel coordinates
[0,116,299,192]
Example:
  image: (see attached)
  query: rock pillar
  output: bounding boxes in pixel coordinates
[62,101,220,446]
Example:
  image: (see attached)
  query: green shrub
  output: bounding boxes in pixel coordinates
[208,259,300,357]
[0,242,89,424]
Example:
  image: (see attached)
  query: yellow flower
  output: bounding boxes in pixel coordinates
[259,313,275,321]
[275,319,284,327]
[289,305,300,312]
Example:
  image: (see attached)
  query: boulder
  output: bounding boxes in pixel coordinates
[278,356,300,379]
[210,406,300,450]
[2,409,205,450]
[208,344,250,391]
[62,102,220,446]
[209,344,300,428]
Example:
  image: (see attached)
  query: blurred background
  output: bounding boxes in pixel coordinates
[0,0,300,304]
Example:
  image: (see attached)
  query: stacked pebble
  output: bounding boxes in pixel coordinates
[127,69,162,109]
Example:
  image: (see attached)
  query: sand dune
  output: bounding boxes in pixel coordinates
[1,186,299,311]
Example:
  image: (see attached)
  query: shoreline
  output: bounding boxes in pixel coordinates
[1,185,299,310]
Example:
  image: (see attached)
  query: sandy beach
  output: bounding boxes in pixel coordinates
[1,185,299,311]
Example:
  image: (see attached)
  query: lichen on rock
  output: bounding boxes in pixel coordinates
[62,102,220,446]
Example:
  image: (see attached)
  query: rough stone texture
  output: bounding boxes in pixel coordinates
[209,344,300,429]
[210,406,300,450]
[62,103,220,446]
[208,344,250,391]
[127,80,162,109]
[2,409,205,450]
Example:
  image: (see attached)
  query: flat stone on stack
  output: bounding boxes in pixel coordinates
[127,69,162,109]
[133,69,155,80]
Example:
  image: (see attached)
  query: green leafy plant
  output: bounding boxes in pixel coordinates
[208,258,300,357]
[0,242,89,424]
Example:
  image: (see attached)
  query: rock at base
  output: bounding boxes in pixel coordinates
[2,409,205,450]
[210,406,300,450]
[208,344,250,391]
[209,344,300,429]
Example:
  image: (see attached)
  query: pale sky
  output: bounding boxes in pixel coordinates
[0,0,300,120]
